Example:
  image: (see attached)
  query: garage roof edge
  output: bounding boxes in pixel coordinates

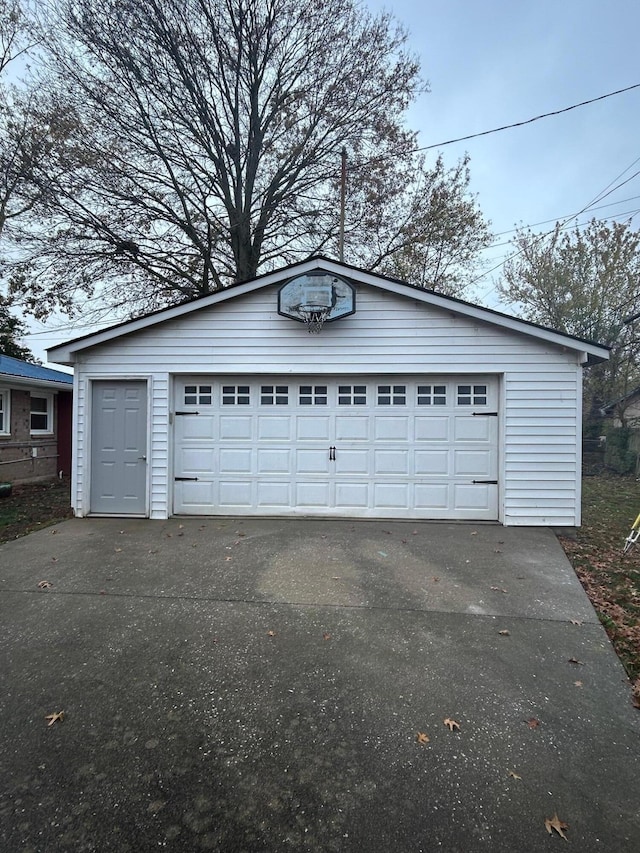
[46,257,611,365]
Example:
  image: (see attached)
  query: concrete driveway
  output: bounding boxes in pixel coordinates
[1,517,639,852]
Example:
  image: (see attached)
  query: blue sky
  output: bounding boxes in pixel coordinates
[24,0,640,362]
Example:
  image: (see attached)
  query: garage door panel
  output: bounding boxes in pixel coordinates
[219,480,253,506]
[297,416,330,441]
[415,450,450,475]
[335,449,369,475]
[220,415,252,440]
[414,483,450,510]
[296,448,330,474]
[454,415,494,442]
[335,416,369,440]
[296,481,331,507]
[258,448,291,473]
[257,416,291,440]
[175,480,216,509]
[454,449,494,477]
[257,481,291,507]
[374,482,410,508]
[374,417,410,441]
[179,415,216,440]
[178,447,216,476]
[454,483,494,511]
[415,417,449,441]
[219,448,253,474]
[374,450,410,475]
[335,482,369,508]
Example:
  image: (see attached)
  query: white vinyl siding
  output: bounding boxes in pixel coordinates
[69,285,585,524]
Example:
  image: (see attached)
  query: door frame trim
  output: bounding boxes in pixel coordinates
[85,376,151,518]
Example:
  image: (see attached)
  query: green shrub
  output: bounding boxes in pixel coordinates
[604,425,637,474]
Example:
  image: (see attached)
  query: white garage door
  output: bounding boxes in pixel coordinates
[173,376,499,520]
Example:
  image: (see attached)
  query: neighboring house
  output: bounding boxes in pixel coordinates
[0,355,74,485]
[601,387,640,428]
[47,258,609,526]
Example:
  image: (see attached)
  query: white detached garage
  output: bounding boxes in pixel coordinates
[48,258,609,526]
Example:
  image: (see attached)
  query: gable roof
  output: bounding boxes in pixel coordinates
[0,354,73,390]
[47,257,610,366]
[601,386,640,415]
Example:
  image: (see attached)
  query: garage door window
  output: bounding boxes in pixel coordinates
[457,384,487,405]
[417,384,447,405]
[299,385,327,405]
[222,385,250,405]
[377,385,406,405]
[184,384,212,405]
[338,385,367,405]
[261,385,289,405]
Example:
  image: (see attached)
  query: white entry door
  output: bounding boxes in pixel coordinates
[173,376,499,520]
[90,381,148,515]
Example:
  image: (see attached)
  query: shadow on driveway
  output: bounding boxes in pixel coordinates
[1,518,639,852]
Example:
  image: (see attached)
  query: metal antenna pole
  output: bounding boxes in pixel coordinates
[338,147,347,262]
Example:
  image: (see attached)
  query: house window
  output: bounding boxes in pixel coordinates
[338,384,367,405]
[261,385,289,405]
[184,384,212,405]
[457,384,488,406]
[417,384,447,406]
[30,393,53,434]
[0,388,9,435]
[377,385,406,405]
[222,385,250,405]
[299,385,327,405]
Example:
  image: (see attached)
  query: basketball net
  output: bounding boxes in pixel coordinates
[297,305,330,334]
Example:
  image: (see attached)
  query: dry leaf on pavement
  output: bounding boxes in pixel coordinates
[498,629,510,636]
[443,718,460,731]
[37,580,53,589]
[545,812,569,840]
[508,770,521,780]
[526,717,540,729]
[416,732,430,745]
[45,711,64,726]
[266,630,277,637]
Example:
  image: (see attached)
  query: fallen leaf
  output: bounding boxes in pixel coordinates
[432,576,440,583]
[266,630,277,637]
[416,732,430,745]
[569,619,583,626]
[471,531,477,536]
[225,556,232,561]
[322,632,331,641]
[37,580,53,589]
[412,530,418,535]
[115,547,122,552]
[51,557,58,562]
[443,718,460,731]
[498,629,510,636]
[45,711,64,726]
[508,770,522,780]
[51,529,58,535]
[178,524,184,529]
[574,680,583,687]
[490,586,508,594]
[526,717,540,729]
[545,812,569,841]
[568,657,584,665]
[494,549,502,553]
[331,576,341,580]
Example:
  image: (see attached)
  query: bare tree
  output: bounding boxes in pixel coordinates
[499,219,640,417]
[8,0,489,318]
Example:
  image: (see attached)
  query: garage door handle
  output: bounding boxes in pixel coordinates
[472,412,498,416]
[329,446,336,460]
[473,480,497,484]
[138,456,147,461]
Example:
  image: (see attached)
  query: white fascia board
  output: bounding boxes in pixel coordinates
[46,256,609,364]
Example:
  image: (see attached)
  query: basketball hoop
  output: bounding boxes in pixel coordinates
[296,304,331,334]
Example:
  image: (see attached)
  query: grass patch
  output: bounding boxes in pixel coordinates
[559,474,640,705]
[0,480,73,545]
